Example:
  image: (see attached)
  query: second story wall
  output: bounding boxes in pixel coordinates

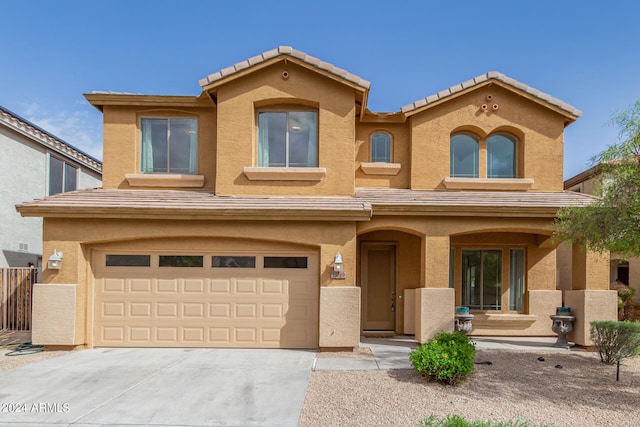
[355,122,410,188]
[409,85,567,192]
[101,104,217,190]
[213,62,357,196]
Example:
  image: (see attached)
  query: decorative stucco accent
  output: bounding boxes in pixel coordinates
[360,162,402,176]
[243,167,326,181]
[442,177,534,191]
[125,174,205,188]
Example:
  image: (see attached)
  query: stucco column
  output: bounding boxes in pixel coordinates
[424,235,450,288]
[567,245,617,346]
[414,288,454,343]
[571,245,608,290]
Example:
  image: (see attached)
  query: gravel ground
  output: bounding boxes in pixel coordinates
[0,332,67,372]
[300,350,640,427]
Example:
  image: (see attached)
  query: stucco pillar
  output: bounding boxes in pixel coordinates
[565,290,617,346]
[319,286,361,349]
[32,284,78,345]
[414,288,454,343]
[629,258,640,304]
[571,245,609,290]
[424,235,450,288]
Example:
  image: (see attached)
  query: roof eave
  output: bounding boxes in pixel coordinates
[84,93,214,112]
[369,205,565,218]
[199,55,370,94]
[16,205,372,222]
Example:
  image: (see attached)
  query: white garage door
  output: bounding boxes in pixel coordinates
[93,252,319,348]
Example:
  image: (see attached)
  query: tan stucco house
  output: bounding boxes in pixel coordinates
[18,46,617,350]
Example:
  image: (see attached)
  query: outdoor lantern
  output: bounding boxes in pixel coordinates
[331,253,346,279]
[48,249,63,270]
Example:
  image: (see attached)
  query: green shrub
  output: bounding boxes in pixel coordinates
[409,331,475,385]
[590,320,640,364]
[418,414,552,427]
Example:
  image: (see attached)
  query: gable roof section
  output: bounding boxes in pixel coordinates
[0,105,102,174]
[199,46,371,93]
[400,72,581,123]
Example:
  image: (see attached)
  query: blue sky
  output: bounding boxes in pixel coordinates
[1,1,639,179]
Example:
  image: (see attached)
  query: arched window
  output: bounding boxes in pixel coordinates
[370,132,392,163]
[450,133,479,178]
[487,134,517,178]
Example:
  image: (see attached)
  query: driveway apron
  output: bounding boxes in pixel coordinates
[0,348,315,426]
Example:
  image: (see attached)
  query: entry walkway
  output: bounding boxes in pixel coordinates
[313,335,578,371]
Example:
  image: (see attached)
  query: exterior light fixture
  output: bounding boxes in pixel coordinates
[331,252,346,279]
[48,249,63,270]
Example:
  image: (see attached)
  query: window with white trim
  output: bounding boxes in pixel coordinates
[141,117,198,173]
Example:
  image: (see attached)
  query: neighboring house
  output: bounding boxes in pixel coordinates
[560,167,640,308]
[0,105,102,270]
[17,47,617,350]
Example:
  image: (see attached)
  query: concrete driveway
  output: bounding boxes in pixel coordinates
[0,348,315,426]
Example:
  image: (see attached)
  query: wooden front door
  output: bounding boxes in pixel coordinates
[361,243,396,331]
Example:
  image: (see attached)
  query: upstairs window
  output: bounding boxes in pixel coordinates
[258,111,318,167]
[370,132,392,163]
[49,156,77,195]
[450,133,479,178]
[141,118,197,174]
[487,134,517,178]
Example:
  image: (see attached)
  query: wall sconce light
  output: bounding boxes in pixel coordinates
[48,249,63,270]
[331,252,346,279]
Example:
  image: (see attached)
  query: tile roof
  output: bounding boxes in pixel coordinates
[16,189,372,221]
[17,187,597,220]
[198,46,371,90]
[400,72,582,118]
[0,105,102,173]
[355,188,596,216]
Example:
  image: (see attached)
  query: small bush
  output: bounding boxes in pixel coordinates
[590,320,640,364]
[409,331,475,385]
[418,414,552,427]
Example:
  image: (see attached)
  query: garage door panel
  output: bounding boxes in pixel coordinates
[209,303,231,318]
[130,302,152,318]
[157,279,179,293]
[236,279,258,294]
[103,278,126,293]
[235,303,257,319]
[184,279,205,293]
[94,251,319,348]
[183,302,205,318]
[130,327,151,342]
[210,279,231,293]
[131,279,152,293]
